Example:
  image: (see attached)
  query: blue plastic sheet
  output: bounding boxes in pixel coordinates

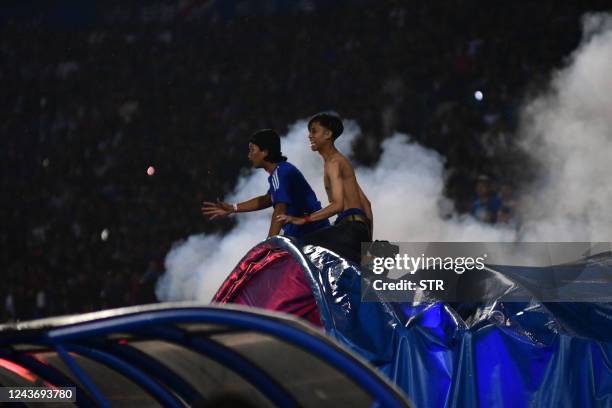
[266,238,612,408]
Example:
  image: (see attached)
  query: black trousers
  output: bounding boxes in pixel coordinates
[302,221,371,264]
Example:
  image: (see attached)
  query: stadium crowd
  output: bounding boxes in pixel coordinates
[2,0,608,321]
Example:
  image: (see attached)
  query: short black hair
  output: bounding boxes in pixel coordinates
[249,129,287,163]
[308,112,344,140]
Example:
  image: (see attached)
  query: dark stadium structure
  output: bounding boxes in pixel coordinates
[0,303,413,408]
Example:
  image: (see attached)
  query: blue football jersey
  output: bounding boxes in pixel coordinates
[267,161,329,238]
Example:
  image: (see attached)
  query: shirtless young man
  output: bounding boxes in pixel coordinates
[276,112,373,262]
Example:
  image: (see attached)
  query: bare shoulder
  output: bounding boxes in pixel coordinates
[335,153,355,175]
[325,153,353,176]
[324,155,342,171]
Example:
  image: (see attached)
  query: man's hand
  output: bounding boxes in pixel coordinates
[276,214,306,226]
[201,199,233,220]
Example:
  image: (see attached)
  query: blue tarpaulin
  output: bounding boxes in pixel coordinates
[224,237,612,407]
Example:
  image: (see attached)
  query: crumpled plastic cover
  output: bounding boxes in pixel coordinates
[212,240,322,327]
[214,237,612,407]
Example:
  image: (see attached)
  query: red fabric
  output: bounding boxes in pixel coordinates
[213,243,322,327]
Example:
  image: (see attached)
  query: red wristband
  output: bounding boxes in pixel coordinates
[303,214,312,223]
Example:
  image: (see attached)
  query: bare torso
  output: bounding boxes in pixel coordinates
[323,153,373,221]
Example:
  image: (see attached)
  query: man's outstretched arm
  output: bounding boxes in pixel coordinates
[201,194,272,219]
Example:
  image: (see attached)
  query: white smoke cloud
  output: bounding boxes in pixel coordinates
[518,13,612,241]
[156,121,513,302]
[156,13,612,301]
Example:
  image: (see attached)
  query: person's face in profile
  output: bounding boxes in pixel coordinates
[247,143,267,168]
[308,121,332,151]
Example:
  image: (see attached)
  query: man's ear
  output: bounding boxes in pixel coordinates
[324,128,333,140]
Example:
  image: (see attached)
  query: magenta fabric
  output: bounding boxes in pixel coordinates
[213,243,322,327]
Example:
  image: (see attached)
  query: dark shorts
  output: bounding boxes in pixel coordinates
[302,220,371,264]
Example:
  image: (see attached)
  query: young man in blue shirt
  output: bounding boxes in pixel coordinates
[201,129,329,238]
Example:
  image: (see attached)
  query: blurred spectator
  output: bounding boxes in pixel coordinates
[470,175,502,223]
[497,181,519,227]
